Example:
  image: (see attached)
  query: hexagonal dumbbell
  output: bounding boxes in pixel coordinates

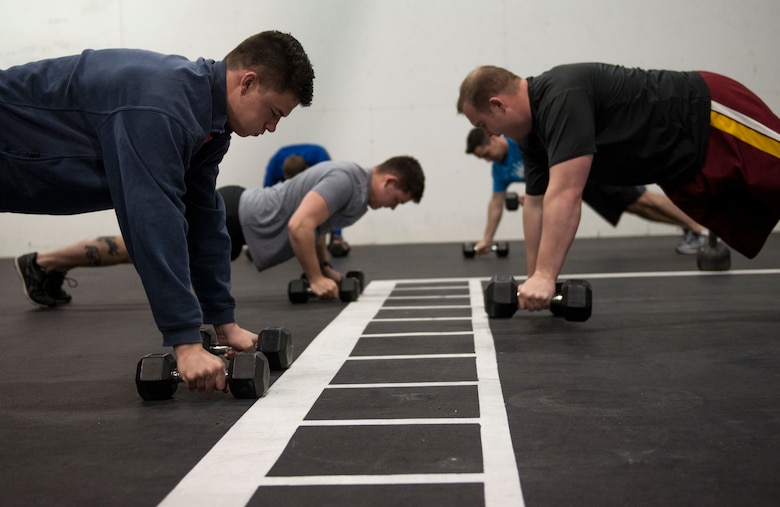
[549,280,593,322]
[483,274,592,322]
[201,326,294,370]
[135,352,269,401]
[345,270,366,293]
[505,192,520,211]
[697,231,730,271]
[288,275,360,304]
[462,242,509,259]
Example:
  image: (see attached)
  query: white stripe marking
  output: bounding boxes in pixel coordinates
[360,331,474,338]
[299,418,479,426]
[712,100,780,141]
[371,317,472,322]
[386,294,471,300]
[324,381,478,389]
[380,268,780,285]
[377,305,472,310]
[256,474,486,486]
[469,278,526,506]
[346,353,476,361]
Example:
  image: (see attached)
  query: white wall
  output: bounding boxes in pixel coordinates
[1,0,778,256]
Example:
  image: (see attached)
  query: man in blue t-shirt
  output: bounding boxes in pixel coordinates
[465,128,708,255]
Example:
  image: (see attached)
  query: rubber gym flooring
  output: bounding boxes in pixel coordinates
[1,233,779,507]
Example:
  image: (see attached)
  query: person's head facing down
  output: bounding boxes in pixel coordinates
[457,65,529,142]
[369,156,425,210]
[465,128,508,163]
[225,31,315,137]
[282,155,309,180]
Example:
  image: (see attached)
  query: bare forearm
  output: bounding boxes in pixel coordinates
[534,194,581,281]
[522,195,543,275]
[288,226,322,282]
[482,194,504,243]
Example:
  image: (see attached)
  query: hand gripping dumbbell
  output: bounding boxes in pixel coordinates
[697,231,730,271]
[483,274,592,322]
[201,326,294,370]
[462,242,509,259]
[135,352,270,401]
[288,273,361,304]
[505,192,520,211]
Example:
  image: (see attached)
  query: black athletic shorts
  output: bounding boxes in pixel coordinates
[582,183,645,226]
[217,185,246,261]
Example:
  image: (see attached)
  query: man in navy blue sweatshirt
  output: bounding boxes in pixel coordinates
[0,31,315,396]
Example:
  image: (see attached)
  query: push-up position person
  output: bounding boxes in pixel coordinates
[458,64,780,312]
[3,31,315,395]
[465,128,709,255]
[262,143,352,256]
[18,156,425,303]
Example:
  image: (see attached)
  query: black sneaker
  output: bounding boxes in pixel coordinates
[328,235,351,258]
[44,269,74,305]
[14,252,72,308]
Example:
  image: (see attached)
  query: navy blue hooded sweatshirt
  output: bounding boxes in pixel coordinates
[0,49,235,346]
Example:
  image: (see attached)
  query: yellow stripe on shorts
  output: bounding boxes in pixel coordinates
[710,101,780,158]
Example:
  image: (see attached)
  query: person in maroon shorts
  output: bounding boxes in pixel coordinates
[457,63,780,313]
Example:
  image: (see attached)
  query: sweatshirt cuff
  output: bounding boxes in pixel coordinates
[202,306,236,328]
[162,326,204,347]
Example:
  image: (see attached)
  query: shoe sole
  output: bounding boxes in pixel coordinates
[13,257,56,308]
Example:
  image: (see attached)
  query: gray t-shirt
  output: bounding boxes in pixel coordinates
[238,161,371,270]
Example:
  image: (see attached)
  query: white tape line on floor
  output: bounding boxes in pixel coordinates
[159,278,525,507]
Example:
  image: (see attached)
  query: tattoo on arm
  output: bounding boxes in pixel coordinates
[84,245,102,266]
[97,236,120,256]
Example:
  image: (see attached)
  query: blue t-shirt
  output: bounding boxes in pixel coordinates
[263,144,331,187]
[492,137,525,193]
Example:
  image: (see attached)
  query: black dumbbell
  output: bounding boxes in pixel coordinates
[345,270,366,293]
[483,274,592,321]
[462,242,509,258]
[288,276,360,304]
[201,326,294,370]
[135,352,269,401]
[697,231,730,271]
[505,192,520,211]
[549,280,593,322]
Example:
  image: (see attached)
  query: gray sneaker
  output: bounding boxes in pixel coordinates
[676,229,708,255]
[14,252,73,307]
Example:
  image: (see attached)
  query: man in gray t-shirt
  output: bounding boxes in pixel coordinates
[234,156,425,299]
[20,156,425,303]
[240,161,371,271]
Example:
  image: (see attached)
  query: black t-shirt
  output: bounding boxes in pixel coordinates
[521,63,711,195]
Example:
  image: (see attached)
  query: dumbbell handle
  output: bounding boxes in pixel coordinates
[469,243,500,252]
[168,368,230,384]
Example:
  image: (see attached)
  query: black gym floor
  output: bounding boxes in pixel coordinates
[1,233,779,507]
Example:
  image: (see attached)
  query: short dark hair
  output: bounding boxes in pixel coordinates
[376,156,425,203]
[225,31,315,107]
[282,155,309,180]
[466,128,488,154]
[457,65,520,113]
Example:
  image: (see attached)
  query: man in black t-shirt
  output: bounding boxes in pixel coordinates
[457,63,780,314]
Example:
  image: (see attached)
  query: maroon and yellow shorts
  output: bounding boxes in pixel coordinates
[661,72,780,258]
